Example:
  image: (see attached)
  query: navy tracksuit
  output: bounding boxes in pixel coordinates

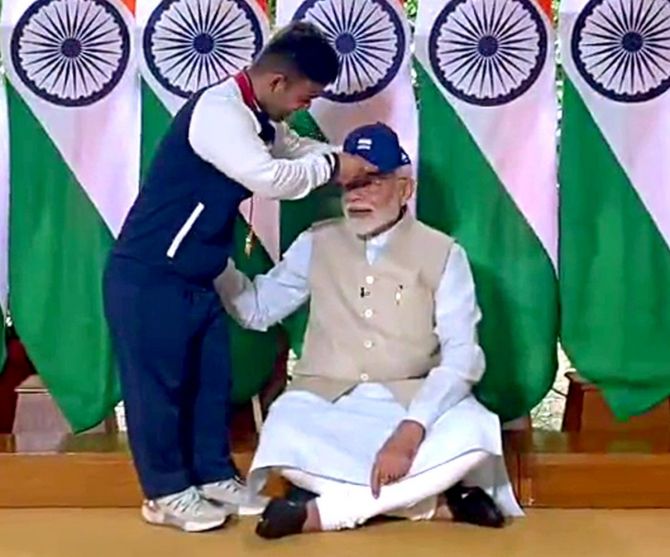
[103,85,275,499]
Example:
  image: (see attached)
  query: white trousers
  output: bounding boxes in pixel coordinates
[281,449,488,531]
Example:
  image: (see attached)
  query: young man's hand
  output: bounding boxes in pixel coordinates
[370,420,425,498]
[335,153,378,186]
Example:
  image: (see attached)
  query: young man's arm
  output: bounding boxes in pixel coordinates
[214,231,313,331]
[189,88,336,200]
[271,121,341,159]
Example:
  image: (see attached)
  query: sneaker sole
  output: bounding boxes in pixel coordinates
[238,504,267,517]
[141,504,227,533]
[202,501,265,517]
[199,495,269,517]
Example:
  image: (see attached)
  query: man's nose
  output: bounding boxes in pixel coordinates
[346,188,365,201]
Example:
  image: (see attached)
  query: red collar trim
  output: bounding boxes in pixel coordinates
[234,71,261,112]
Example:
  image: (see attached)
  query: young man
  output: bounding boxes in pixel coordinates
[103,22,376,533]
[216,123,523,538]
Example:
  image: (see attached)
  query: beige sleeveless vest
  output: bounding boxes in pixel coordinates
[290,213,454,407]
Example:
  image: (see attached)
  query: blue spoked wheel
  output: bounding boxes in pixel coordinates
[428,0,548,107]
[144,0,264,98]
[572,0,670,103]
[10,0,131,108]
[293,0,407,103]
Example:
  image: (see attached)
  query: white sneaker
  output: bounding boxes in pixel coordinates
[199,477,269,516]
[141,486,229,532]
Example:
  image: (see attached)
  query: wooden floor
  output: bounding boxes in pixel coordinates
[3,430,670,509]
[0,509,668,557]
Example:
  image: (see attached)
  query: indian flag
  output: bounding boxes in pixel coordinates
[415,0,559,421]
[276,0,418,352]
[138,0,279,404]
[559,0,670,419]
[0,0,140,431]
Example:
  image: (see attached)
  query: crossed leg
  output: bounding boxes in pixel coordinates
[281,450,489,531]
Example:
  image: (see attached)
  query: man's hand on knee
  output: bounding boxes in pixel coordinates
[370,420,425,498]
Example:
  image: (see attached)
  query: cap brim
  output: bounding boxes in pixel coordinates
[377,150,410,174]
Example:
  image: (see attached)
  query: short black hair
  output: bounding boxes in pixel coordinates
[253,22,340,86]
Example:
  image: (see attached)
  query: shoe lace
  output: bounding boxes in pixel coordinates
[215,477,245,494]
[166,487,203,514]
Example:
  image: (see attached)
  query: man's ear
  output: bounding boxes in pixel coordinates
[268,73,287,93]
[399,177,415,204]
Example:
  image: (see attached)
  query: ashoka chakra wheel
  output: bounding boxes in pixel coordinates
[292,0,406,103]
[143,0,265,98]
[572,0,670,103]
[428,0,548,107]
[11,0,131,107]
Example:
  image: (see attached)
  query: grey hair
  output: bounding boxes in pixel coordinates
[393,164,414,180]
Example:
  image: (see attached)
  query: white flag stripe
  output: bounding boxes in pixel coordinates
[136,0,183,116]
[415,0,558,267]
[560,0,670,252]
[0,0,140,237]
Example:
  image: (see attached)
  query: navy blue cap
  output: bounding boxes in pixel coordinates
[343,123,410,174]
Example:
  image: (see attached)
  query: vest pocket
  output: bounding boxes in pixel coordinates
[166,202,205,259]
[384,272,435,339]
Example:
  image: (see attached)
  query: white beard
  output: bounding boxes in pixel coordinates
[344,216,383,237]
[343,206,403,238]
[344,209,398,238]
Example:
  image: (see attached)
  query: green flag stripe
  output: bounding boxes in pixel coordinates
[141,83,170,180]
[228,217,281,402]
[559,78,670,419]
[7,83,118,432]
[416,64,558,421]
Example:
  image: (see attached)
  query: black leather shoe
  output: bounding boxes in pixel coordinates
[445,484,505,528]
[286,484,318,503]
[256,499,308,539]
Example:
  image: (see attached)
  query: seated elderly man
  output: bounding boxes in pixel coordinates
[216,123,523,539]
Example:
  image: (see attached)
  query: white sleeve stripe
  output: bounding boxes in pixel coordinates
[166,202,205,258]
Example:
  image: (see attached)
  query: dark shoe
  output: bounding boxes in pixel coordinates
[256,499,308,539]
[445,484,505,528]
[286,484,318,503]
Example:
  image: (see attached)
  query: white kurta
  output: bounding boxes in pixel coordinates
[217,224,523,517]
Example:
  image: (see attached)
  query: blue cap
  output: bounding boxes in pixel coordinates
[343,123,410,174]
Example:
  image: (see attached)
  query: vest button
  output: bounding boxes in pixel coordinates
[363,309,373,319]
[360,373,370,382]
[363,340,373,349]
[365,275,375,285]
